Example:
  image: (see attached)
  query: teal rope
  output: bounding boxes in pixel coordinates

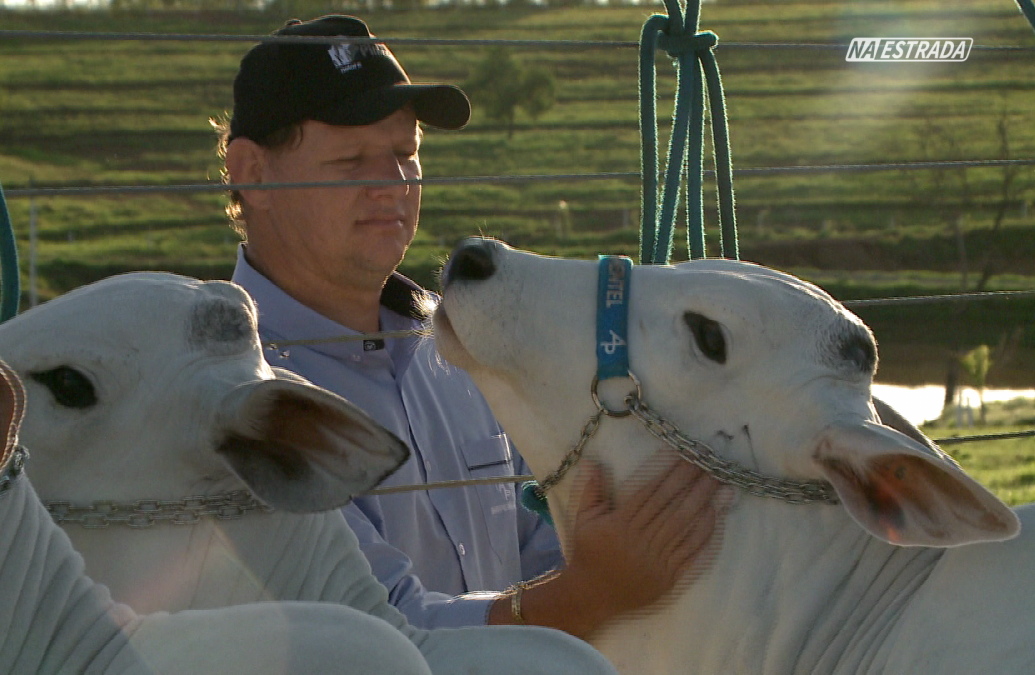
[0,181,20,322]
[1017,0,1035,32]
[700,48,738,260]
[639,0,738,263]
[638,14,667,265]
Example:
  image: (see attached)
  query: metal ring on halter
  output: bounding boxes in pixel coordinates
[590,371,642,417]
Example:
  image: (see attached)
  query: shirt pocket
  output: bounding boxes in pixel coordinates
[459,434,519,566]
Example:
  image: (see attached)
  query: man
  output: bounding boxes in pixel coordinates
[218,15,724,636]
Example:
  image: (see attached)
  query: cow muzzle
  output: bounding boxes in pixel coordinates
[441,237,502,289]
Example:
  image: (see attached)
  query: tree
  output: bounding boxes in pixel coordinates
[463,47,555,138]
[908,99,1033,408]
[959,344,991,425]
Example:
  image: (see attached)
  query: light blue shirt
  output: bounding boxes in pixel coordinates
[232,247,563,628]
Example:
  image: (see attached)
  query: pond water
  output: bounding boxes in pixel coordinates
[872,384,1035,427]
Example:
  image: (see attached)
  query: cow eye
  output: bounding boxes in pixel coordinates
[30,366,97,409]
[684,312,727,364]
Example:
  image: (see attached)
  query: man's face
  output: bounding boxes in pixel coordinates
[250,108,422,293]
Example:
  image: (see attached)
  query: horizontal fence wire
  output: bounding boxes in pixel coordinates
[843,289,1035,308]
[3,29,1035,52]
[937,429,1035,446]
[4,27,1034,454]
[364,426,1035,495]
[259,288,1035,351]
[356,426,1035,495]
[362,426,1035,494]
[6,159,1035,198]
[3,29,1033,198]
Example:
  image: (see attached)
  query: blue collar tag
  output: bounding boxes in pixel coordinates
[596,256,633,381]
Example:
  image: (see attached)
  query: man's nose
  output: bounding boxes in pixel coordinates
[365,155,415,195]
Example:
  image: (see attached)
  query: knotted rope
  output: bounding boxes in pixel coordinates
[639,0,737,264]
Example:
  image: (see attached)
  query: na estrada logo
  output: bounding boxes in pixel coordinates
[846,38,973,62]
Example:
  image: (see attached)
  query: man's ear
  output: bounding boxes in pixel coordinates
[225,138,271,211]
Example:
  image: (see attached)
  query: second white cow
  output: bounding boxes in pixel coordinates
[0,359,434,675]
[434,237,1032,675]
[0,272,617,675]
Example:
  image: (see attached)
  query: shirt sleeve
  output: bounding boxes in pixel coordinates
[343,501,500,629]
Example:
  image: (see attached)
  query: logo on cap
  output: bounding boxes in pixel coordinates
[328,42,393,74]
[328,43,360,73]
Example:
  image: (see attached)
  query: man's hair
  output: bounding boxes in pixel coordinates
[211,114,302,238]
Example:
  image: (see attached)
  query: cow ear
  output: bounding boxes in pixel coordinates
[871,396,943,456]
[815,420,1019,547]
[214,379,409,513]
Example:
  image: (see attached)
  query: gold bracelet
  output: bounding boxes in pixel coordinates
[507,570,561,625]
[509,582,527,625]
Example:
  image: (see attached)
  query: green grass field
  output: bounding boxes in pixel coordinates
[1,0,1034,502]
[2,2,1033,279]
[0,0,1033,385]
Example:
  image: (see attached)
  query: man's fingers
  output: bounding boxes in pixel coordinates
[625,455,703,506]
[660,491,729,586]
[646,491,710,553]
[659,515,711,577]
[626,459,716,531]
[575,461,611,521]
[642,473,721,562]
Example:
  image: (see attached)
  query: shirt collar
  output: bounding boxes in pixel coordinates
[231,245,432,357]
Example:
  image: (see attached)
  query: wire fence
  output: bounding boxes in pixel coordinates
[2,19,1034,455]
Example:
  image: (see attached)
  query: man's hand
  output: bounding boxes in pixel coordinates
[565,456,725,620]
[489,453,729,638]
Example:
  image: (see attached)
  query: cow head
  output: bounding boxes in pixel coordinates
[434,238,1018,548]
[0,272,408,512]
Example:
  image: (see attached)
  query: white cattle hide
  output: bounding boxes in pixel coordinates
[0,360,434,675]
[434,237,1032,675]
[0,272,617,675]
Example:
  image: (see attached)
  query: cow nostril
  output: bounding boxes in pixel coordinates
[442,238,498,288]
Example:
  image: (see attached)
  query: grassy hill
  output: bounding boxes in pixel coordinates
[1,0,1034,385]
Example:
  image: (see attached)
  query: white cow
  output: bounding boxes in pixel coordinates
[434,237,1033,675]
[0,359,434,675]
[0,272,617,675]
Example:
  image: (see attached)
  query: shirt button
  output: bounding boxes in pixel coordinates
[457,543,466,556]
[351,355,362,362]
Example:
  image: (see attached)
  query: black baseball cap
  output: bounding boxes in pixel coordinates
[228,15,471,142]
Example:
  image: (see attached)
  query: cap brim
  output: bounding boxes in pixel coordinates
[410,84,472,131]
[313,83,471,131]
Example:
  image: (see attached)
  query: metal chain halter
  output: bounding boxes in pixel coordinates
[0,445,27,501]
[628,397,839,505]
[44,490,273,529]
[533,371,641,499]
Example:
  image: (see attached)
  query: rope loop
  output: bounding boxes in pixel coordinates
[638,2,738,265]
[657,30,718,59]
